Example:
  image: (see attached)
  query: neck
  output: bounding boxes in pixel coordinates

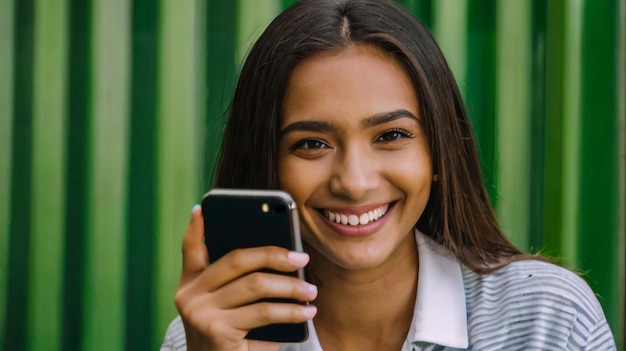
[306,232,418,351]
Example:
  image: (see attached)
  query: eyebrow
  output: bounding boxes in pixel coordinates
[361,109,420,128]
[279,120,334,138]
[279,109,419,137]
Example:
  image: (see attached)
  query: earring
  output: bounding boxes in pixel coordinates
[433,174,439,182]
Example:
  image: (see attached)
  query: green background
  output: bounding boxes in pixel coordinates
[0,0,624,350]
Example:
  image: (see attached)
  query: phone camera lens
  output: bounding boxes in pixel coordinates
[261,203,270,213]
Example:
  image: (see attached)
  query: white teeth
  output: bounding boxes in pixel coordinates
[324,204,389,226]
[340,214,348,225]
[348,215,359,225]
[359,213,369,225]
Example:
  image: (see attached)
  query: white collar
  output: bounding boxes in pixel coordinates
[281,231,468,350]
[409,231,468,348]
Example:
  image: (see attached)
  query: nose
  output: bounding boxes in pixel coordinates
[329,145,379,200]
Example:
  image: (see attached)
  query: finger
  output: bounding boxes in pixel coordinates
[231,302,317,331]
[213,272,317,309]
[198,247,310,292]
[180,204,208,286]
[248,340,283,350]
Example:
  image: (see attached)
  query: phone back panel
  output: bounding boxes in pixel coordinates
[203,192,297,262]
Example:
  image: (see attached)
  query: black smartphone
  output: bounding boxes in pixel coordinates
[201,188,309,343]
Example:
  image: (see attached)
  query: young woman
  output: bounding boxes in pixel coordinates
[161,0,616,350]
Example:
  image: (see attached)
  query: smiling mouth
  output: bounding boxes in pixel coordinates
[320,203,392,226]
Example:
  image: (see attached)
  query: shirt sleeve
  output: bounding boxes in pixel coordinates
[583,318,617,351]
[160,316,188,351]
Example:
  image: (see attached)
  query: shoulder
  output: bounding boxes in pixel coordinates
[464,259,603,317]
[463,260,599,307]
[160,316,187,350]
[462,259,615,349]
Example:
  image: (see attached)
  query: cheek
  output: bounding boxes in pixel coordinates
[278,157,327,241]
[278,156,329,202]
[380,147,432,182]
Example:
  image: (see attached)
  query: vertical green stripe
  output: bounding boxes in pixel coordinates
[4,0,34,349]
[495,0,531,251]
[205,0,237,189]
[83,0,130,350]
[539,0,566,260]
[126,0,159,348]
[195,0,206,196]
[578,0,621,341]
[0,0,14,347]
[530,0,548,252]
[62,1,92,349]
[29,0,67,350]
[432,0,467,98]
[560,0,583,265]
[466,0,498,205]
[154,0,200,347]
[236,0,280,66]
[525,0,544,254]
[617,0,626,346]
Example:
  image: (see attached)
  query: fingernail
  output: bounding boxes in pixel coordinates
[304,282,318,295]
[191,204,201,214]
[302,304,317,318]
[287,251,310,266]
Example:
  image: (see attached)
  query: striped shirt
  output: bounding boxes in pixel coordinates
[161,233,617,350]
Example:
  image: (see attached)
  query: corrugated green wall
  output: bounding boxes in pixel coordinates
[1,0,624,350]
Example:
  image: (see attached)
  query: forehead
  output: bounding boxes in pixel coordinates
[281,44,419,127]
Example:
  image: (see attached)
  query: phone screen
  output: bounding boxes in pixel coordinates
[201,189,308,343]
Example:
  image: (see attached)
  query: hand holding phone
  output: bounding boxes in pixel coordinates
[173,189,315,350]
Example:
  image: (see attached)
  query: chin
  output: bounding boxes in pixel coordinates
[331,258,386,271]
[308,239,393,271]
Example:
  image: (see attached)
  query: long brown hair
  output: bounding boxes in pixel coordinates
[214,0,536,273]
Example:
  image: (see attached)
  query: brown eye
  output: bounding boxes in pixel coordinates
[291,138,329,150]
[376,129,414,142]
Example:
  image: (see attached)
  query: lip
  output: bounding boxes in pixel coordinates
[317,202,396,237]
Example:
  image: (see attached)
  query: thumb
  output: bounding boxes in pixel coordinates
[179,204,208,286]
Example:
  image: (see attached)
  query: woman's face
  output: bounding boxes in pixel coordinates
[278,44,432,270]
